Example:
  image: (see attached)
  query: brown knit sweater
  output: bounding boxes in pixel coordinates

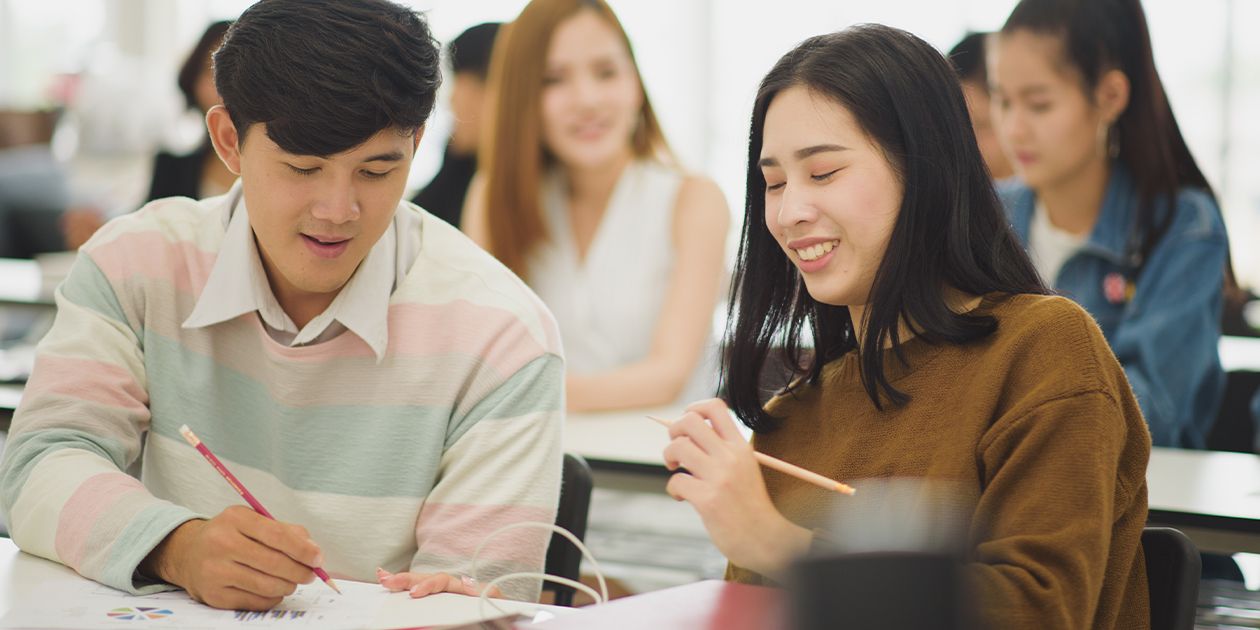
[727,293,1151,630]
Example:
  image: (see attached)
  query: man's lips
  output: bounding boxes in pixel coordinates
[301,234,352,259]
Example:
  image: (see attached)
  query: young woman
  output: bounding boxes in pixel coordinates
[663,25,1151,629]
[990,0,1230,448]
[463,0,729,412]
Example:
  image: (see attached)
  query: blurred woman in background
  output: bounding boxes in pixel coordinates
[991,0,1231,449]
[464,0,729,412]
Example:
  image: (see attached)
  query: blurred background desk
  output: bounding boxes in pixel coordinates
[0,256,63,425]
[564,408,727,596]
[1147,446,1260,554]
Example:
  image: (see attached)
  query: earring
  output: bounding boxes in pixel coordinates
[1108,125,1121,159]
[632,112,647,150]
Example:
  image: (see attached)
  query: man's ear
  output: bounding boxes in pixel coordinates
[1096,69,1130,125]
[206,105,243,175]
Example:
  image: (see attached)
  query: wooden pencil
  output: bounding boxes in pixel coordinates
[647,415,856,496]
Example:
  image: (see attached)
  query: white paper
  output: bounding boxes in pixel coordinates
[1,576,386,629]
[0,546,572,630]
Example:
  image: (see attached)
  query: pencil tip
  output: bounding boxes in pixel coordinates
[327,579,342,594]
[645,415,671,427]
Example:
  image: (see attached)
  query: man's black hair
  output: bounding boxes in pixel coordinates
[213,0,441,156]
[449,23,501,79]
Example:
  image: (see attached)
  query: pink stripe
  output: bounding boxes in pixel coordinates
[415,503,555,565]
[252,301,553,373]
[89,231,216,296]
[55,472,147,569]
[387,302,550,375]
[251,316,376,361]
[24,356,150,414]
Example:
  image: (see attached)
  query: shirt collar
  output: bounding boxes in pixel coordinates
[182,183,396,362]
[1007,163,1136,268]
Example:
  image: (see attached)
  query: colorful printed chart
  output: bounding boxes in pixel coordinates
[105,607,174,621]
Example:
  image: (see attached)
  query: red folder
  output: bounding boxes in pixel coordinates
[529,580,785,630]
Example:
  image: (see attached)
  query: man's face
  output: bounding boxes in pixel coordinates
[208,107,420,313]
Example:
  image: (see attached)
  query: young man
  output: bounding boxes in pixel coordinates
[0,0,564,611]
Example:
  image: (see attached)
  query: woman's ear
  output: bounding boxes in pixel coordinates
[1096,69,1130,125]
[205,105,243,175]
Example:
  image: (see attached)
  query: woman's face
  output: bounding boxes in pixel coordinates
[539,9,643,170]
[989,30,1112,190]
[759,85,902,307]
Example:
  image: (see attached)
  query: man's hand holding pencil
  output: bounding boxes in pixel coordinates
[139,505,325,611]
[135,425,338,611]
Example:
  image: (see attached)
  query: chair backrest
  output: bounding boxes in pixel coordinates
[543,453,594,607]
[1142,526,1201,630]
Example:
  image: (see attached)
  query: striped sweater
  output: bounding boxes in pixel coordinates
[0,193,565,601]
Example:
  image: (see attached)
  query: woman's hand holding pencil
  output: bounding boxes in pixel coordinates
[652,399,846,578]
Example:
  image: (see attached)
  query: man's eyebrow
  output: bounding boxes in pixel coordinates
[362,151,405,162]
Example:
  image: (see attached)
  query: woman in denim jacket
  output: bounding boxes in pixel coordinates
[990,0,1230,448]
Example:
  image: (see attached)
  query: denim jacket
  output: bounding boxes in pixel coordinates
[1000,165,1228,448]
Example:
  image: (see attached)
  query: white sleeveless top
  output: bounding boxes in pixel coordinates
[527,159,717,402]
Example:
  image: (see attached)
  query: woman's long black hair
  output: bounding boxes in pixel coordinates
[722,24,1049,432]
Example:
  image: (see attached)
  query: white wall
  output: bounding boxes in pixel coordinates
[0,0,1255,284]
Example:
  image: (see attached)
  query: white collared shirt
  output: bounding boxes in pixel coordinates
[182,184,421,362]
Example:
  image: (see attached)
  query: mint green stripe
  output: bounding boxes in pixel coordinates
[142,334,559,497]
[102,503,199,594]
[58,254,134,334]
[0,428,132,515]
[445,354,564,449]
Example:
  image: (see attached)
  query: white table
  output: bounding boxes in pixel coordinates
[565,409,1260,554]
[0,538,570,629]
[0,384,20,414]
[1147,446,1260,553]
[1221,335,1260,373]
[0,257,67,307]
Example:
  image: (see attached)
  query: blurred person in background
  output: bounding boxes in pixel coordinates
[991,0,1230,450]
[463,0,729,412]
[948,32,1013,180]
[146,20,236,202]
[411,22,500,227]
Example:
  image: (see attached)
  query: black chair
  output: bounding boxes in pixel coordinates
[1142,527,1201,630]
[542,453,593,606]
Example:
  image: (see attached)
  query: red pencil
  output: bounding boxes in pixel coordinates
[178,424,342,594]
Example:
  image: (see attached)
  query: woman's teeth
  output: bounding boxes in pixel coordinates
[795,240,838,261]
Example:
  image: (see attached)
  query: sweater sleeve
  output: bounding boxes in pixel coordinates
[406,313,565,602]
[0,253,199,593]
[967,390,1143,629]
[1111,222,1228,448]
